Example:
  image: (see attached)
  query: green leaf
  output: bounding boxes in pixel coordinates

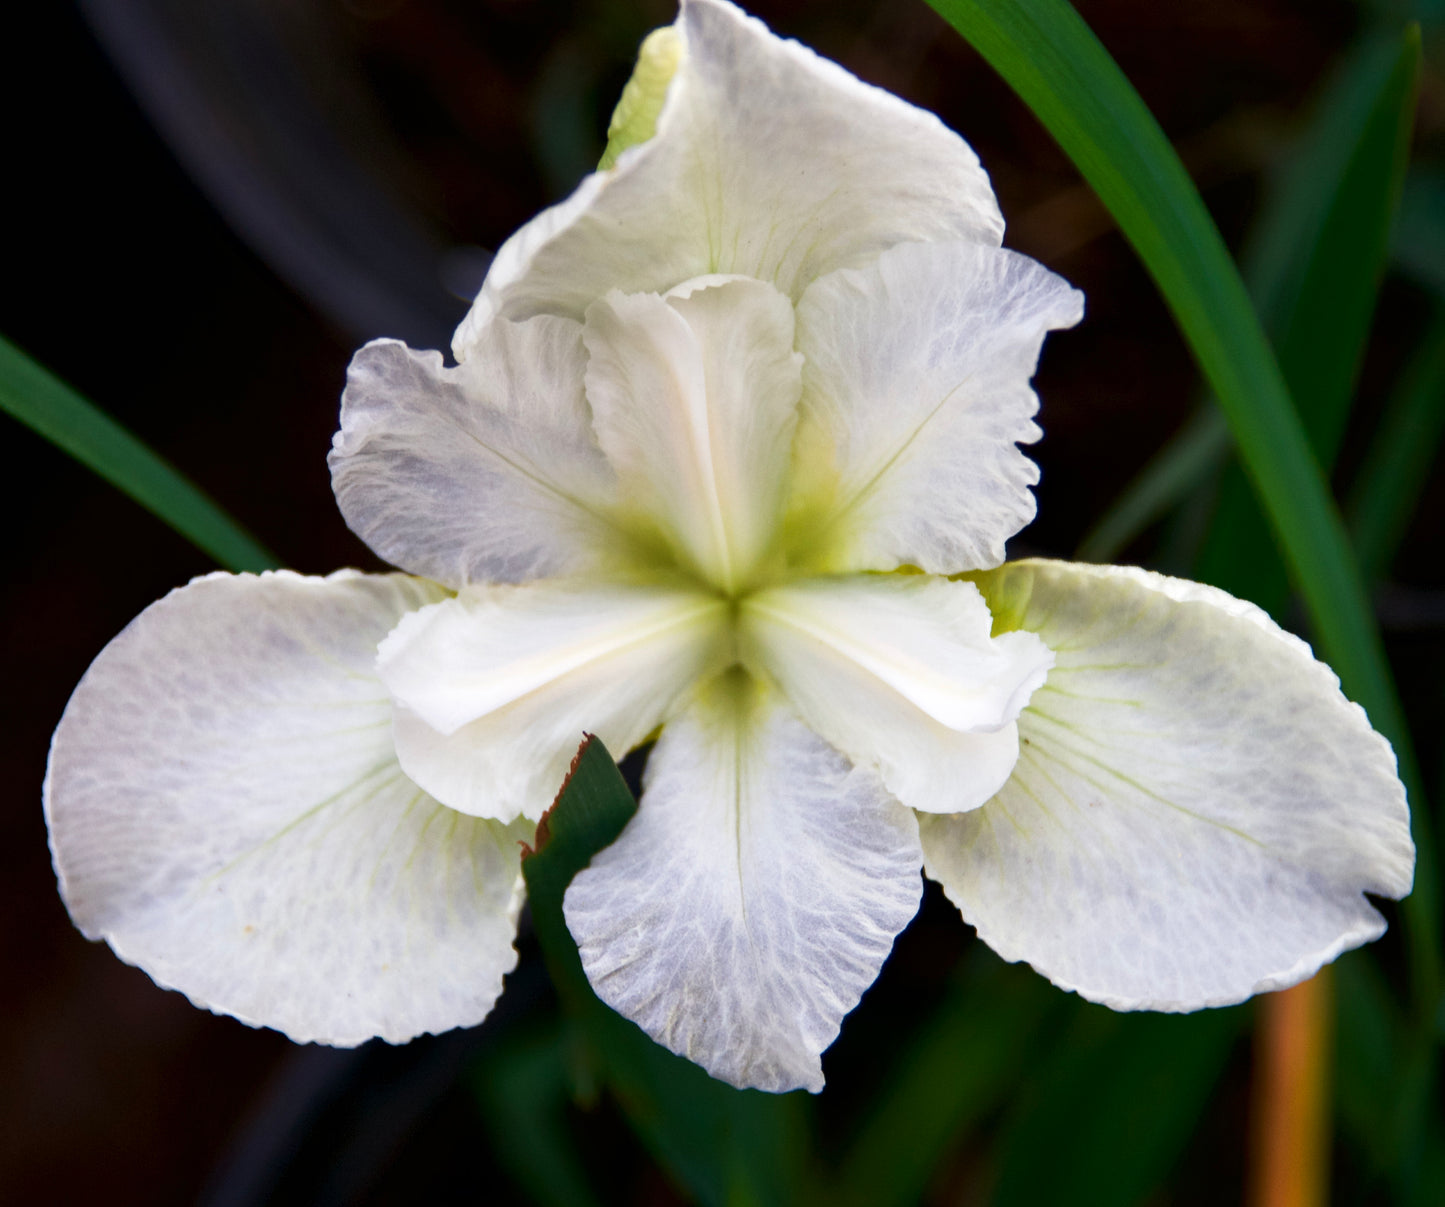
[832,949,1058,1207]
[0,334,278,572]
[990,1005,1244,1207]
[521,737,809,1207]
[471,1018,607,1207]
[1347,302,1445,581]
[923,0,1435,1012]
[1194,28,1422,615]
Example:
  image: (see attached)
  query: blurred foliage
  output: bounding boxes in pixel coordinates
[13,0,1445,1203]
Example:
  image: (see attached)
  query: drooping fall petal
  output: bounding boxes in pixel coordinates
[922,560,1415,1010]
[564,673,922,1092]
[45,571,531,1045]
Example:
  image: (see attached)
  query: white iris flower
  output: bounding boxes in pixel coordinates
[46,0,1413,1095]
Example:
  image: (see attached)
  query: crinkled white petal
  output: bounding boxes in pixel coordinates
[741,574,1052,813]
[453,0,1002,356]
[44,570,531,1046]
[789,241,1083,575]
[377,580,730,823]
[564,675,922,1092]
[583,277,801,591]
[330,321,623,589]
[922,559,1416,1011]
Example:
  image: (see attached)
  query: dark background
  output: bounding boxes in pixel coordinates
[3,1,1438,1202]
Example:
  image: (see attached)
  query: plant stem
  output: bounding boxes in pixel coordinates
[1249,970,1334,1207]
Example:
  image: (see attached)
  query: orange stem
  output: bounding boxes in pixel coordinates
[1248,968,1334,1207]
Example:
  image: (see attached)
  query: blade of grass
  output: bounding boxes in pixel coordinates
[924,0,1435,1011]
[1194,28,1422,615]
[521,737,808,1207]
[0,334,278,572]
[1347,303,1445,581]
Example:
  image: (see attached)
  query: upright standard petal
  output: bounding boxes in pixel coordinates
[741,574,1053,814]
[378,580,730,823]
[564,674,922,1093]
[788,241,1084,575]
[331,319,621,589]
[45,571,532,1045]
[453,0,1002,355]
[922,560,1415,1011]
[583,277,802,591]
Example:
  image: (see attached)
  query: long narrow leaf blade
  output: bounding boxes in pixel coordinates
[0,335,278,572]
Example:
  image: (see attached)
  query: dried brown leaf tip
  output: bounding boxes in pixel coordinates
[521,733,595,860]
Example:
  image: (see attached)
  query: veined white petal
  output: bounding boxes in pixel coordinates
[377,580,730,823]
[564,674,922,1093]
[583,277,802,592]
[923,560,1415,1011]
[331,321,623,589]
[789,241,1083,574]
[741,574,1052,813]
[44,570,531,1046]
[453,0,1002,356]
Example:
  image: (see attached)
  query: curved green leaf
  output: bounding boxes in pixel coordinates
[0,334,277,572]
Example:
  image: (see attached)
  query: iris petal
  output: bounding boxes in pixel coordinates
[564,673,922,1092]
[923,560,1415,1010]
[583,277,801,591]
[742,574,1052,813]
[45,570,530,1045]
[331,320,621,589]
[789,241,1083,575]
[378,580,731,822]
[453,0,1002,354]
